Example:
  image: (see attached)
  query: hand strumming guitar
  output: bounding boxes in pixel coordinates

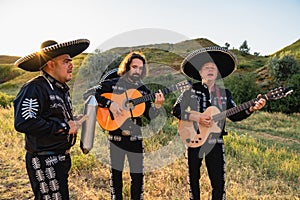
[110,101,124,117]
[189,112,212,128]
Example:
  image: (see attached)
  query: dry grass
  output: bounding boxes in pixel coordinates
[1,107,299,200]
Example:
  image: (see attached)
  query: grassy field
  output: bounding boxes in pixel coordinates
[0,107,299,200]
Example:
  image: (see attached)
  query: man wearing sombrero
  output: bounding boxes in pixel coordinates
[172,46,266,200]
[14,39,89,199]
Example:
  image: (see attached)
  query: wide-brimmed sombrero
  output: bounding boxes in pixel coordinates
[181,46,237,81]
[14,39,90,72]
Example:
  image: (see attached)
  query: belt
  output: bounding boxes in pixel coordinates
[207,138,224,144]
[34,149,70,156]
[108,134,143,141]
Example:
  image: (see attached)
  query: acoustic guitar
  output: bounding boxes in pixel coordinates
[97,80,191,131]
[178,87,293,148]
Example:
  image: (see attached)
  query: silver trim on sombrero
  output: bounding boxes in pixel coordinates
[181,46,238,69]
[14,52,39,66]
[99,68,119,83]
[14,39,90,66]
[42,39,89,53]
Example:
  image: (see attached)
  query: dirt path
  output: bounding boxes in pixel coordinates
[235,127,300,145]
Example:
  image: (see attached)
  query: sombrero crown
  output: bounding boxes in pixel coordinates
[181,46,237,81]
[15,39,90,71]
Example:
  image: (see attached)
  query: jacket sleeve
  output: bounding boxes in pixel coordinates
[14,83,65,137]
[142,87,162,121]
[172,90,191,121]
[226,89,252,122]
[95,80,114,108]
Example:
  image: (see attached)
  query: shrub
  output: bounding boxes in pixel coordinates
[0,92,14,108]
[224,73,261,105]
[265,73,300,113]
[267,55,299,84]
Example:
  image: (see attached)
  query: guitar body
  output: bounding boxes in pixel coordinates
[96,89,145,131]
[178,106,222,148]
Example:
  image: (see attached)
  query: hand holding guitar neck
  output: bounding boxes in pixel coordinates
[154,90,165,109]
[249,94,267,112]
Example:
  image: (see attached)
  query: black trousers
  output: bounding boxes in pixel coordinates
[109,137,144,200]
[187,142,226,200]
[25,152,71,200]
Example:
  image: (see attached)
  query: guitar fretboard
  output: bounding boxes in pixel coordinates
[213,98,259,122]
[212,86,292,122]
[131,82,188,105]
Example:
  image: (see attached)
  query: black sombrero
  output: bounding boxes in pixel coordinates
[14,39,90,72]
[181,46,237,81]
[99,68,119,83]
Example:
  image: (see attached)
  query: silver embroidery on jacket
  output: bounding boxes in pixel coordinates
[49,179,60,191]
[21,98,39,119]
[32,157,41,169]
[45,156,58,166]
[45,167,56,179]
[35,169,45,182]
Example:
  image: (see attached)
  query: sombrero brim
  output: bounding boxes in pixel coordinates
[15,39,90,72]
[99,68,119,83]
[181,46,237,81]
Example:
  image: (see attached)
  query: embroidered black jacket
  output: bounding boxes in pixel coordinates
[14,72,75,153]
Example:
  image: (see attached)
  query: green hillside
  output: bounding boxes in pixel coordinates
[272,39,300,62]
[1,38,299,91]
[0,37,299,110]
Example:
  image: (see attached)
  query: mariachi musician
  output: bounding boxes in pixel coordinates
[172,46,266,200]
[95,51,165,200]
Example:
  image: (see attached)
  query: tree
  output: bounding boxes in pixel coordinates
[239,40,250,56]
[225,42,230,49]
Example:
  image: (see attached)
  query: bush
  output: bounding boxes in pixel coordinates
[265,54,300,113]
[0,92,14,108]
[264,73,300,113]
[267,55,299,83]
[224,73,261,105]
[0,64,23,84]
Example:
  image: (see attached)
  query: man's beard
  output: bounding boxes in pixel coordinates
[129,74,141,82]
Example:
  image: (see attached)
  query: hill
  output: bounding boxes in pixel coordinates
[0,55,20,64]
[272,39,300,62]
[1,37,299,113]
[0,37,299,90]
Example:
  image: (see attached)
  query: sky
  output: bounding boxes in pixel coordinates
[0,0,299,57]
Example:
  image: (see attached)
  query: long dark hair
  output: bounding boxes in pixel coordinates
[117,51,148,79]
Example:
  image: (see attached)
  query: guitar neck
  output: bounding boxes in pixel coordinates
[213,97,260,122]
[131,84,183,105]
